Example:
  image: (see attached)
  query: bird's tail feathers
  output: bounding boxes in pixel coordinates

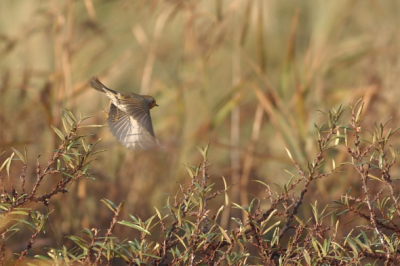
[89,77,117,95]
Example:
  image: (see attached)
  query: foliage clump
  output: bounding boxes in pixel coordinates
[1,101,400,265]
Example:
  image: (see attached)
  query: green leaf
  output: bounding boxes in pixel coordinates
[101,198,118,212]
[171,232,187,249]
[82,228,94,238]
[311,237,322,258]
[262,221,281,235]
[34,255,53,261]
[61,110,71,132]
[231,202,247,212]
[17,219,37,231]
[61,172,76,179]
[346,238,359,256]
[285,147,293,160]
[89,149,107,156]
[141,253,161,259]
[185,164,195,178]
[215,205,225,221]
[355,102,364,123]
[145,214,158,230]
[252,180,269,187]
[368,174,383,182]
[51,125,65,140]
[117,220,151,235]
[66,236,89,249]
[11,148,26,164]
[221,176,229,205]
[231,230,244,250]
[0,157,10,174]
[389,145,396,159]
[6,153,14,177]
[196,143,210,160]
[64,109,77,123]
[80,125,106,128]
[248,198,256,213]
[218,225,231,244]
[303,248,311,265]
[203,142,210,159]
[62,154,72,163]
[81,138,89,152]
[10,211,29,216]
[79,114,93,122]
[261,209,278,227]
[154,206,162,220]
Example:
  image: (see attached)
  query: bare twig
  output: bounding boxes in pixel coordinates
[94,202,124,265]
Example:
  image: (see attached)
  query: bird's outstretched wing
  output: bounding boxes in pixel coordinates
[120,97,156,137]
[107,103,159,150]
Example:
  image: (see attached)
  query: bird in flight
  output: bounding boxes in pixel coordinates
[89,77,160,150]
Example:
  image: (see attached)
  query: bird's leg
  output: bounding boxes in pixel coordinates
[112,106,120,122]
[102,109,109,123]
[112,98,122,122]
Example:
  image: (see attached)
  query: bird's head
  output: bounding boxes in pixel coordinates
[143,95,158,109]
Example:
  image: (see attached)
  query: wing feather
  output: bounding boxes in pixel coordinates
[107,103,159,149]
[120,98,156,137]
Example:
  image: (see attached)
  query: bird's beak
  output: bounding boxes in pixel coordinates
[155,104,159,107]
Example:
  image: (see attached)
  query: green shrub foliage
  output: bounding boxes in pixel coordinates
[1,102,400,265]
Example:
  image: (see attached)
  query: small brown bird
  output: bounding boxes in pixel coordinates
[89,77,160,150]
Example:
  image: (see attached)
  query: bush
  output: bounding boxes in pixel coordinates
[1,100,400,265]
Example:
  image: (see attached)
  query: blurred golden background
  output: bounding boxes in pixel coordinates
[1,0,400,257]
